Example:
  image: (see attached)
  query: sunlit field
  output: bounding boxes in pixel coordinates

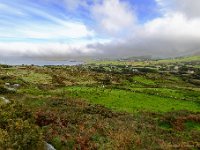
[0,55,200,149]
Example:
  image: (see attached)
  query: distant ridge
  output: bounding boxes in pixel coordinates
[156,55,200,64]
[193,51,200,55]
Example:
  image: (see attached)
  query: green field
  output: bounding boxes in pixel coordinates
[65,86,200,113]
[0,58,200,149]
[89,55,200,66]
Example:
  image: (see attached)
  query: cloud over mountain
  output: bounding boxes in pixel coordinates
[0,0,200,59]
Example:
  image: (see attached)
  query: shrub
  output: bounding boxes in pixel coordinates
[0,101,44,149]
[0,86,14,94]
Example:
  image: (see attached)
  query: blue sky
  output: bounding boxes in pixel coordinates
[0,0,159,41]
[0,0,200,58]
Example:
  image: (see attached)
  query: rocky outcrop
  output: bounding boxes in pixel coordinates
[46,142,56,150]
[0,97,10,103]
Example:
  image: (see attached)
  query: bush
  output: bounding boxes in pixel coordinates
[0,86,14,94]
[0,101,44,149]
[0,64,12,68]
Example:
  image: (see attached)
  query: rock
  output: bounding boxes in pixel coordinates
[4,83,20,89]
[46,142,56,150]
[7,87,16,91]
[5,83,10,86]
[0,97,10,103]
[13,84,20,88]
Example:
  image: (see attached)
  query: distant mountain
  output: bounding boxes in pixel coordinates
[156,55,200,64]
[193,51,200,55]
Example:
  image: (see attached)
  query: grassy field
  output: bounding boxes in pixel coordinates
[0,60,200,149]
[89,55,200,66]
[155,55,200,64]
[65,86,200,113]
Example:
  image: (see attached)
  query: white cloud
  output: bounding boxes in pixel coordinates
[87,1,200,57]
[0,42,98,58]
[1,0,200,59]
[142,13,200,38]
[0,37,111,58]
[0,21,94,39]
[91,0,136,35]
[156,0,200,18]
[7,22,93,39]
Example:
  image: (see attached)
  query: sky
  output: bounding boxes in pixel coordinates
[0,0,200,59]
